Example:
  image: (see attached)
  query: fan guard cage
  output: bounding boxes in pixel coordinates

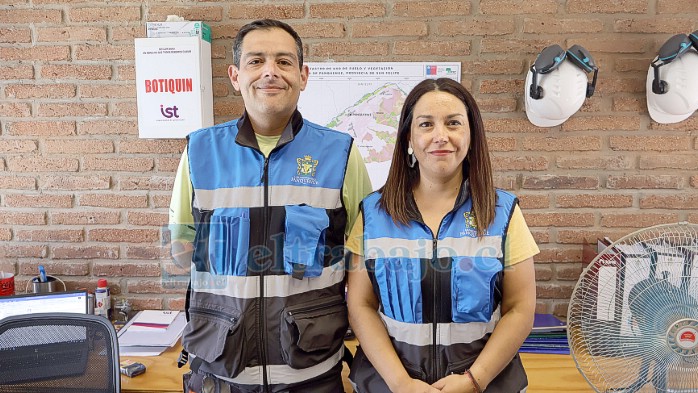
[568,222,698,393]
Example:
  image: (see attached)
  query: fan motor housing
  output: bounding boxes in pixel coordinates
[667,319,698,357]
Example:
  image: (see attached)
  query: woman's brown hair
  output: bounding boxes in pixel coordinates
[379,78,496,237]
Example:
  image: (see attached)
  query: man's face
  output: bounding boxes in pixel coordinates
[228,28,309,123]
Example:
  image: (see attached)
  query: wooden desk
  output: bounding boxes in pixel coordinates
[520,353,592,392]
[121,344,593,393]
[121,344,188,393]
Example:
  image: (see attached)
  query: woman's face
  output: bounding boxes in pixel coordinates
[409,90,471,181]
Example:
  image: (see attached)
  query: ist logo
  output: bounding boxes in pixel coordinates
[160,104,180,118]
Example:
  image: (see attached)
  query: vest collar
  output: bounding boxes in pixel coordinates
[235,110,304,150]
[406,179,471,223]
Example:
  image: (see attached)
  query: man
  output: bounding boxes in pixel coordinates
[168,19,372,393]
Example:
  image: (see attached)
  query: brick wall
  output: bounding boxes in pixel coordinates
[1,1,697,315]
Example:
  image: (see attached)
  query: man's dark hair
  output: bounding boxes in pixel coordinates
[232,19,303,69]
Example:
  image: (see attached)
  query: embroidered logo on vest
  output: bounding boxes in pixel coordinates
[464,211,477,229]
[292,155,319,185]
[461,211,485,237]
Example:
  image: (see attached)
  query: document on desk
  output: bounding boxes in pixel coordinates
[128,310,179,331]
[118,311,186,350]
[119,345,170,357]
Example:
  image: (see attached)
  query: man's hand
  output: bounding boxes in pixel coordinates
[171,240,194,268]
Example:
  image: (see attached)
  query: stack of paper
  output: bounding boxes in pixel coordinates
[519,314,569,355]
[128,310,179,331]
[118,310,186,356]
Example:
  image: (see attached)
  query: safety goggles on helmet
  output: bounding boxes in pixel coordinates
[529,44,598,100]
[529,45,566,100]
[690,30,698,48]
[566,45,599,98]
[650,33,698,94]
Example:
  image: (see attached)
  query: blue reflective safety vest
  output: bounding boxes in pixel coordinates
[350,186,528,392]
[182,113,352,392]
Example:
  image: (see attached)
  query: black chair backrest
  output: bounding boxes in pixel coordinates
[0,312,120,393]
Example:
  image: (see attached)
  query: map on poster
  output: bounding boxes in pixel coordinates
[298,62,461,190]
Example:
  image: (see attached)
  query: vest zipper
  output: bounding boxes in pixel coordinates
[256,135,294,391]
[260,155,270,391]
[260,158,269,183]
[431,236,438,384]
[428,214,449,383]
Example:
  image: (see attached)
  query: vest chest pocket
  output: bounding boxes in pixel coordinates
[373,258,422,323]
[279,294,348,369]
[283,205,329,279]
[181,305,247,378]
[452,257,502,323]
[208,212,250,276]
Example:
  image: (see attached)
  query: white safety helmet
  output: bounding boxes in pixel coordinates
[646,35,698,124]
[525,60,588,127]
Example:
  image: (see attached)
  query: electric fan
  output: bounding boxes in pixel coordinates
[568,222,698,393]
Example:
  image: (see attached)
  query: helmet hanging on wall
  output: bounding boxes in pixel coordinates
[646,33,698,124]
[525,60,588,127]
[525,44,598,128]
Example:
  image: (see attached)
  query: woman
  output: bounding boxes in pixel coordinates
[347,78,538,393]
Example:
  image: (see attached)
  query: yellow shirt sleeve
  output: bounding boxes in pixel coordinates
[342,204,539,265]
[343,144,373,237]
[345,211,364,256]
[504,205,540,266]
[168,147,195,243]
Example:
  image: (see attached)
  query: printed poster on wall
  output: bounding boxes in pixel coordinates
[298,62,461,190]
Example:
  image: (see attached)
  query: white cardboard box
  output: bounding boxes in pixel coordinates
[134,36,213,139]
[146,21,211,42]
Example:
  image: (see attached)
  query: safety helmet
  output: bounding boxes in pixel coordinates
[646,33,698,124]
[525,59,588,127]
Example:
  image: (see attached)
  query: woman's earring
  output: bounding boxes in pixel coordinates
[407,146,416,168]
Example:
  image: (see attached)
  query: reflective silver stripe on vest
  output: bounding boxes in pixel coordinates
[193,187,264,209]
[436,235,503,259]
[365,238,434,260]
[193,185,342,210]
[191,263,344,299]
[215,347,344,385]
[268,185,342,209]
[379,307,501,347]
[263,266,343,298]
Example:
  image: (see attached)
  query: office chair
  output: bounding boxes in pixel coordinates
[0,313,120,393]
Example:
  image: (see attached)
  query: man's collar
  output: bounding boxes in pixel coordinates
[235,110,304,150]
